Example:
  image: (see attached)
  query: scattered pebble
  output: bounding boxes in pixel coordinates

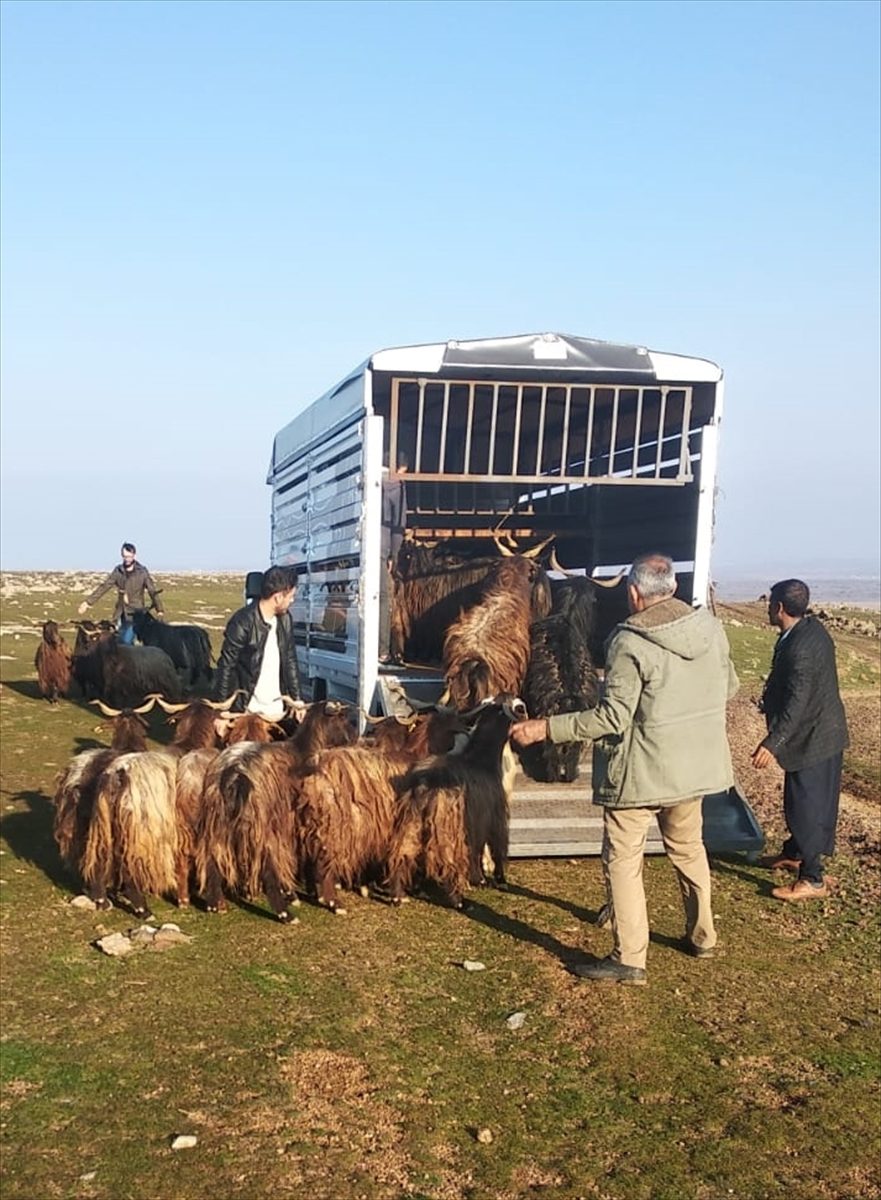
[460,960,486,972]
[69,895,97,911]
[95,932,135,957]
[505,1011,527,1030]
[171,1134,198,1151]
[476,1127,494,1144]
[78,1170,97,1182]
[94,925,191,956]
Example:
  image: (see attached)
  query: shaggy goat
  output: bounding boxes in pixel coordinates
[387,695,527,908]
[442,557,547,711]
[52,698,155,902]
[35,620,73,704]
[296,708,465,914]
[194,702,355,920]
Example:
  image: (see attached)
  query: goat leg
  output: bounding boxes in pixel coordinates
[202,859,228,914]
[120,877,153,921]
[175,853,191,908]
[262,861,294,923]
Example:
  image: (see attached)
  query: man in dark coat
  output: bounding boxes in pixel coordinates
[752,578,849,901]
[213,565,303,718]
[78,542,164,645]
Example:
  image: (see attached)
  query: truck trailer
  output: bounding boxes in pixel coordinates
[265,331,762,857]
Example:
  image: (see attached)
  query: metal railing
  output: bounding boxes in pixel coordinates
[388,377,694,486]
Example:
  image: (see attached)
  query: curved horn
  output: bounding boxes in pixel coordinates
[89,699,123,718]
[361,711,388,725]
[592,571,626,589]
[549,547,578,576]
[148,696,190,714]
[131,697,158,715]
[437,686,452,707]
[198,692,244,712]
[492,536,514,558]
[521,534,555,560]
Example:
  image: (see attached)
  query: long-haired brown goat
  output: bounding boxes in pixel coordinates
[442,557,549,711]
[53,698,155,904]
[296,708,465,914]
[387,695,527,908]
[35,620,73,704]
[78,693,252,917]
[195,701,357,921]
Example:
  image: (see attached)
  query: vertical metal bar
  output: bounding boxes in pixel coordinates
[655,386,669,478]
[678,388,693,477]
[512,385,523,475]
[464,382,475,474]
[487,383,499,474]
[583,387,595,477]
[631,387,644,477]
[415,378,425,472]
[560,385,571,476]
[535,385,547,474]
[439,381,450,474]
[389,378,399,473]
[608,387,620,476]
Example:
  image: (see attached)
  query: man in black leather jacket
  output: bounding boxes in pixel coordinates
[214,566,302,717]
[752,578,849,901]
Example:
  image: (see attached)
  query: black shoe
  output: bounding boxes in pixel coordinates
[571,956,646,985]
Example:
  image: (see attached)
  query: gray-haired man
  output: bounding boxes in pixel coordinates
[511,553,738,984]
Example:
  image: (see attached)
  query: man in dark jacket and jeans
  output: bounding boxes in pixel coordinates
[752,578,849,901]
[214,566,303,719]
[78,542,164,645]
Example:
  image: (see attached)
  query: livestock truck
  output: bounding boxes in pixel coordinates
[265,331,762,856]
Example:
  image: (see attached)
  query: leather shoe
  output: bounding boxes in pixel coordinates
[758,854,802,872]
[771,878,829,901]
[572,956,646,985]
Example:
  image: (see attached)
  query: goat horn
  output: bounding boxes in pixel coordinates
[198,691,245,712]
[549,547,576,576]
[437,687,452,707]
[492,536,514,558]
[132,697,158,715]
[148,696,190,714]
[592,571,626,589]
[281,694,305,710]
[521,534,554,560]
[89,699,123,718]
[361,711,387,724]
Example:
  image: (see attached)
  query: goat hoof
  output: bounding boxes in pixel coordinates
[177,898,190,909]
[359,885,370,899]
[133,907,153,921]
[94,898,112,911]
[333,906,347,917]
[277,910,291,923]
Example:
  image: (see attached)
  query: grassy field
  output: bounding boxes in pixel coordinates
[1,575,879,1200]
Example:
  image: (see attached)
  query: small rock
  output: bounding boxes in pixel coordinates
[152,928,192,950]
[718,1057,730,1068]
[171,1134,198,1150]
[129,925,158,947]
[461,960,486,972]
[475,1127,493,1144]
[95,932,134,957]
[69,895,97,911]
[505,1011,527,1030]
[78,1170,97,1182]
[729,618,743,627]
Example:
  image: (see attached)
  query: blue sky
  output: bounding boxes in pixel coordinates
[1,0,879,579]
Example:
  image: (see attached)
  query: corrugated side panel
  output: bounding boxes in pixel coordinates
[270,418,366,700]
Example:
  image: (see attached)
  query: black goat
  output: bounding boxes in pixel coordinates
[519,613,599,783]
[132,610,212,689]
[74,626,182,708]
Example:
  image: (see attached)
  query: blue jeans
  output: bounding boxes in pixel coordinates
[118,619,136,646]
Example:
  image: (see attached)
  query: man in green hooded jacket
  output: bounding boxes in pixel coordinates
[511,553,739,984]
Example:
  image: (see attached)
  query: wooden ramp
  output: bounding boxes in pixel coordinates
[509,771,666,858]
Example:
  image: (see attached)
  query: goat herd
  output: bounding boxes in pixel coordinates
[32,550,627,923]
[51,691,526,923]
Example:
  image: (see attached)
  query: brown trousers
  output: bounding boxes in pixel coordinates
[602,797,716,969]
